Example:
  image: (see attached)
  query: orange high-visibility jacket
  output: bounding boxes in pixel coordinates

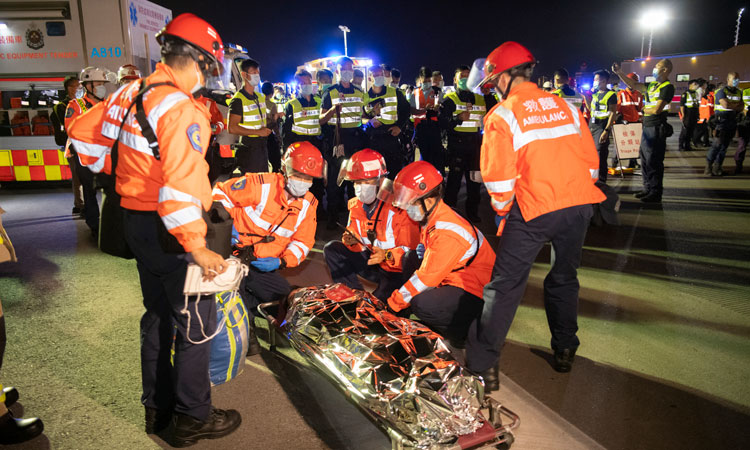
[197,95,225,135]
[67,63,214,252]
[617,89,643,123]
[698,96,714,123]
[63,95,96,157]
[387,201,495,312]
[213,172,317,268]
[344,197,420,273]
[480,82,605,235]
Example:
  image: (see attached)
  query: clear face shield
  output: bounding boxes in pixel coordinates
[467,58,490,94]
[204,55,231,92]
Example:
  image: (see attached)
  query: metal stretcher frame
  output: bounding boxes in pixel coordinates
[257,299,520,450]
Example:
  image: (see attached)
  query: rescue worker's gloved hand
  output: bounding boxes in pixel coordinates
[415,243,425,259]
[250,257,281,272]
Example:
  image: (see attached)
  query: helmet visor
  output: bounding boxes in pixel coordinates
[467,58,490,93]
[336,158,350,186]
[205,57,232,90]
[391,179,425,209]
[376,178,394,203]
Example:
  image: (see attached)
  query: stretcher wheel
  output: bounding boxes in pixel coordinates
[495,432,514,449]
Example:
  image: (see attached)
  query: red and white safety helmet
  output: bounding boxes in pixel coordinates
[389,160,444,209]
[156,13,224,74]
[468,41,536,91]
[117,64,141,83]
[80,66,114,84]
[627,72,639,82]
[337,148,387,186]
[283,141,326,179]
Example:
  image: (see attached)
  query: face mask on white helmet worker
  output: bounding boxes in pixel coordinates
[93,85,107,99]
[287,178,312,197]
[339,70,354,83]
[406,204,425,222]
[354,183,378,205]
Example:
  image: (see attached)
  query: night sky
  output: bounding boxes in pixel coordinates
[153,0,749,83]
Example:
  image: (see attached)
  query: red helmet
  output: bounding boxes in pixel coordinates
[337,148,387,186]
[156,13,224,67]
[627,72,639,82]
[390,161,443,209]
[283,141,326,179]
[117,64,141,83]
[474,42,536,88]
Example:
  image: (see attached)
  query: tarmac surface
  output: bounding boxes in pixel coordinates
[0,117,749,449]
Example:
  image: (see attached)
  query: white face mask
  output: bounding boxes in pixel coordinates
[93,85,108,99]
[372,76,385,87]
[384,76,392,86]
[406,204,425,222]
[437,81,445,89]
[340,70,354,83]
[421,81,432,92]
[592,81,600,91]
[247,73,261,86]
[75,86,86,99]
[299,84,313,96]
[191,62,203,94]
[287,178,312,197]
[354,183,378,204]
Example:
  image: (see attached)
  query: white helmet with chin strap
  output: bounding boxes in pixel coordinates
[80,66,114,83]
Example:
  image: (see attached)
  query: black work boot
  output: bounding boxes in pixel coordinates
[2,386,19,407]
[634,190,650,199]
[246,323,261,356]
[0,411,44,445]
[711,162,724,176]
[144,407,172,434]
[703,163,713,176]
[480,365,500,392]
[172,408,241,447]
[735,163,743,175]
[553,348,577,373]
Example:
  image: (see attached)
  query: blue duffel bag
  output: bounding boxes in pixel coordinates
[209,291,250,386]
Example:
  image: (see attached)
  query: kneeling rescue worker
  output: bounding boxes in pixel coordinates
[324,149,421,300]
[213,142,324,355]
[465,42,605,391]
[67,13,242,446]
[386,161,495,353]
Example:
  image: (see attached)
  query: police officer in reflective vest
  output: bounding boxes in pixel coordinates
[678,79,700,151]
[320,56,367,228]
[228,58,272,174]
[364,65,411,179]
[613,59,674,203]
[552,68,584,111]
[282,69,325,208]
[707,72,745,176]
[588,70,617,183]
[439,65,487,223]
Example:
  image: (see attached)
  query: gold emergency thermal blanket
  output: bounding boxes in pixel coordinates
[281,284,486,448]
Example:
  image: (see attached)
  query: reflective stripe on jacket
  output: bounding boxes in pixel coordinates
[445,91,486,132]
[213,172,317,268]
[387,201,495,311]
[66,63,213,252]
[345,197,420,273]
[617,89,643,123]
[480,82,605,234]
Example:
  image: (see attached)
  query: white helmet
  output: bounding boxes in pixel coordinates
[117,64,141,84]
[80,66,115,84]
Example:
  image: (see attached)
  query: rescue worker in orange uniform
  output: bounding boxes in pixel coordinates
[616,72,643,124]
[324,149,421,300]
[386,161,496,351]
[213,142,324,355]
[65,66,112,238]
[67,13,242,446]
[466,42,605,389]
[694,80,713,147]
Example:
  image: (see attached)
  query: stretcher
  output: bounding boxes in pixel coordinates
[257,283,519,449]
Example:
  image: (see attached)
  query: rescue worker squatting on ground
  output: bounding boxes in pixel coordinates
[213,142,324,356]
[464,42,605,391]
[324,149,421,301]
[386,161,496,361]
[67,13,242,447]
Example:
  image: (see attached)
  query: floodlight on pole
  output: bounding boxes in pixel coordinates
[639,8,668,60]
[338,25,350,56]
[736,8,745,47]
